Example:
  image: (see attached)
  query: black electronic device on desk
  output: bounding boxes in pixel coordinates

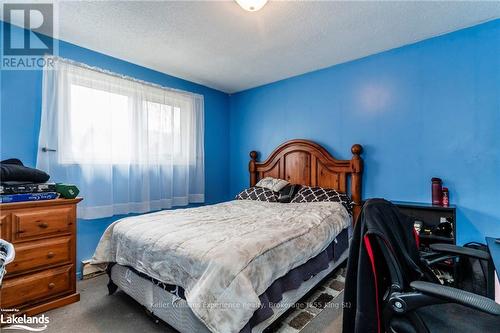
[393,201,456,249]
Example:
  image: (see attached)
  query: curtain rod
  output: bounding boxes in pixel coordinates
[46,55,204,99]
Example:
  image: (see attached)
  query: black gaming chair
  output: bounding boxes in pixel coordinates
[344,199,500,333]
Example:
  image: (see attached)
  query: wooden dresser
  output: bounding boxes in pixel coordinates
[0,198,82,315]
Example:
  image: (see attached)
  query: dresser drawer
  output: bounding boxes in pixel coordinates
[12,206,74,242]
[0,212,10,240]
[7,237,72,275]
[1,265,73,308]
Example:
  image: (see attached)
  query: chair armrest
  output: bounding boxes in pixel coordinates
[410,281,500,316]
[429,243,490,260]
[420,251,455,266]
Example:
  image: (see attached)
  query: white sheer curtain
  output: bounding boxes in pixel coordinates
[37,58,204,219]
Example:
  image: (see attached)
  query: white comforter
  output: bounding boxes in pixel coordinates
[92,200,350,333]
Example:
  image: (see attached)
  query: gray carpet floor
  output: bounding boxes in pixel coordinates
[300,295,343,333]
[42,274,343,333]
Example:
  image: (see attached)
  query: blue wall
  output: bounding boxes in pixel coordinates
[229,19,500,245]
[1,22,231,277]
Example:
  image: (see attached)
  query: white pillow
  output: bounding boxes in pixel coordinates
[256,177,289,192]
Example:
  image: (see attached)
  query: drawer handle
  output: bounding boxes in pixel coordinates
[18,229,26,234]
[48,282,56,289]
[47,252,55,259]
[38,222,49,228]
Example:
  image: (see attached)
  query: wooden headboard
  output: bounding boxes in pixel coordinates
[249,139,364,222]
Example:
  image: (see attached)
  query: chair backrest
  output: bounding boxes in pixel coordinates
[370,235,406,291]
[343,199,436,333]
[362,199,426,286]
[359,200,430,333]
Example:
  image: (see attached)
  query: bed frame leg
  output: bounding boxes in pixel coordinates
[107,279,118,295]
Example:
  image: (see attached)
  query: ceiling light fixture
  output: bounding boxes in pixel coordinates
[235,0,268,12]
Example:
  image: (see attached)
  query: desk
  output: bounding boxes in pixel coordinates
[486,237,500,303]
[394,201,456,249]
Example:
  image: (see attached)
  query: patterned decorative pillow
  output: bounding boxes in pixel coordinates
[290,186,353,215]
[278,184,301,203]
[235,186,279,202]
[255,177,289,192]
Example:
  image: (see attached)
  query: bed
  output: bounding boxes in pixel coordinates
[92,139,364,333]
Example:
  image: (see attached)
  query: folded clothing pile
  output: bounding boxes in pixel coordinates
[0,159,58,203]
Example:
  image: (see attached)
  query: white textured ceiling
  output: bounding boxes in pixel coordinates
[26,1,500,93]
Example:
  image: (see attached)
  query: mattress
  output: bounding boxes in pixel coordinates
[108,227,349,332]
[110,246,349,333]
[94,200,351,333]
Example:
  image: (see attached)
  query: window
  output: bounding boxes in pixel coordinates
[38,57,204,219]
[61,83,187,165]
[64,84,130,164]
